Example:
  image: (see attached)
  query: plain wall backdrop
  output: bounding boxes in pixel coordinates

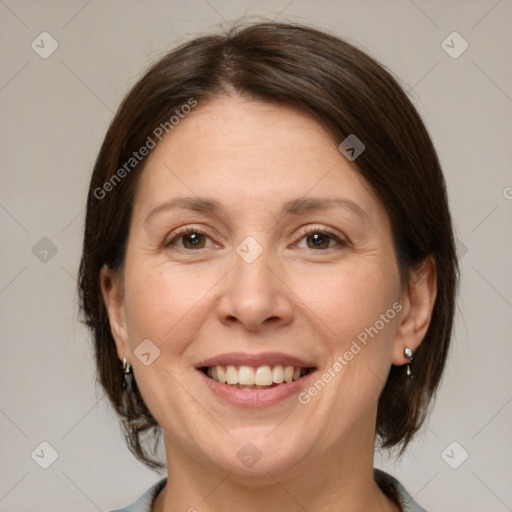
[1,1,511,511]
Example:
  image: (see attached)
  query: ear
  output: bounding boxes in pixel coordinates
[392,256,437,365]
[100,264,129,362]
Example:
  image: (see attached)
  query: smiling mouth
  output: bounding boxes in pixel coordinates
[200,364,314,390]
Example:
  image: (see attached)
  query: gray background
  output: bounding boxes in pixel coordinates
[1,1,511,511]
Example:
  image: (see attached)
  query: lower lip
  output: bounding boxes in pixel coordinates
[198,370,315,408]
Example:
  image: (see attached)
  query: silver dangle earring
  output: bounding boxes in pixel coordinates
[404,347,415,377]
[122,358,133,392]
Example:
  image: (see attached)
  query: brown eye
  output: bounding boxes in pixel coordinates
[296,228,346,250]
[306,232,332,249]
[181,232,206,249]
[166,229,213,250]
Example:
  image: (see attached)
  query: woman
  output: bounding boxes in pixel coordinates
[78,21,458,512]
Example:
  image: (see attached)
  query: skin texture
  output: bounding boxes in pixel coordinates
[101,96,436,512]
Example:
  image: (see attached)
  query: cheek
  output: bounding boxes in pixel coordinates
[121,262,216,422]
[292,262,400,356]
[123,261,221,348]
[125,256,229,358]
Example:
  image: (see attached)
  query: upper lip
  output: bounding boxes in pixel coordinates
[196,352,316,369]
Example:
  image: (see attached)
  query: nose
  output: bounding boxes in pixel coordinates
[216,243,295,334]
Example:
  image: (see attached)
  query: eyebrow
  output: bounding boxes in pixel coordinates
[144,196,370,224]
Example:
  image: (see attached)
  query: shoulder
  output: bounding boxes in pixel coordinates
[374,468,428,512]
[107,478,167,512]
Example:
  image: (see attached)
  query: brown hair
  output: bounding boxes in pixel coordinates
[78,21,458,470]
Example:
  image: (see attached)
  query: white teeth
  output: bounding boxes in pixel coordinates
[206,364,307,387]
[238,366,255,385]
[254,365,272,386]
[272,365,284,383]
[225,365,239,385]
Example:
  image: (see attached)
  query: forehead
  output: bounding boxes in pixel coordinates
[131,96,384,224]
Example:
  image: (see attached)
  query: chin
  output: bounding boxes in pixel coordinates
[202,430,310,480]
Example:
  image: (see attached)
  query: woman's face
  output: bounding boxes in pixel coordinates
[103,96,414,477]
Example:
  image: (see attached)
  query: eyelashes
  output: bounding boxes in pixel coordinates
[164,225,348,252]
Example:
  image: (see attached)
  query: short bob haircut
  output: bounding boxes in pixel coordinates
[78,21,458,470]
